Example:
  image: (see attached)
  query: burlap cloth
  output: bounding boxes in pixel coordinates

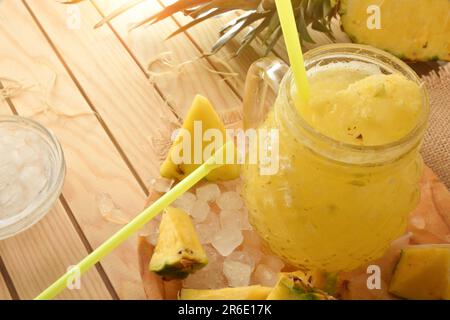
[421,63,450,188]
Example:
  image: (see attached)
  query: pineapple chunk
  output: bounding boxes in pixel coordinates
[340,0,450,61]
[180,286,272,300]
[160,95,240,181]
[150,207,208,280]
[389,245,450,300]
[267,271,335,300]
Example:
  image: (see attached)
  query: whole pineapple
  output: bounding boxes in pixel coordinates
[64,0,450,61]
[339,0,450,61]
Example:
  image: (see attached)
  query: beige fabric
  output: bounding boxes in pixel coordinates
[422,64,450,188]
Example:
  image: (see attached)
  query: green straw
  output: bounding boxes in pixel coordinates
[275,0,310,103]
[35,143,230,300]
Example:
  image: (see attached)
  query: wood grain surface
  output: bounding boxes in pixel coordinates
[0,0,447,300]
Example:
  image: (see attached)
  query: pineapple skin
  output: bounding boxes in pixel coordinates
[339,0,450,61]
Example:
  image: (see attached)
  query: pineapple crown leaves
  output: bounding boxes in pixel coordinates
[60,0,339,56]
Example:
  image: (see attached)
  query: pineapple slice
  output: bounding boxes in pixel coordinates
[180,286,272,300]
[150,207,208,280]
[339,0,450,61]
[389,245,450,300]
[160,95,240,181]
[267,271,335,300]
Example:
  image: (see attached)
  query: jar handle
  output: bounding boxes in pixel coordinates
[243,57,289,130]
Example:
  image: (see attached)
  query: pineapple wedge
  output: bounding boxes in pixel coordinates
[160,95,240,181]
[150,207,208,280]
[180,286,272,300]
[340,0,450,61]
[389,245,450,300]
[267,271,335,300]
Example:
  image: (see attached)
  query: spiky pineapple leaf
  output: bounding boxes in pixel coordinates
[60,0,338,56]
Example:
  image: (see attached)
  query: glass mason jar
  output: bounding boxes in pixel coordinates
[242,44,429,272]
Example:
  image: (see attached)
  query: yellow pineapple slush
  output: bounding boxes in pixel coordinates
[243,61,425,272]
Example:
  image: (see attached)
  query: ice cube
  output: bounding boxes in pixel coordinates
[172,192,196,213]
[253,264,279,287]
[0,183,21,210]
[216,191,244,210]
[195,212,221,244]
[142,219,160,246]
[225,250,258,270]
[183,259,227,289]
[190,199,210,223]
[196,184,221,202]
[149,177,174,193]
[0,183,28,219]
[223,260,252,287]
[20,165,47,195]
[96,193,115,216]
[212,227,243,257]
[96,193,129,225]
[239,246,263,268]
[17,142,38,161]
[203,244,221,264]
[0,162,18,190]
[260,255,284,272]
[410,215,426,230]
[219,209,242,230]
[109,208,130,225]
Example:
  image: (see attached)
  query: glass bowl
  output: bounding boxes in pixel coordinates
[0,116,66,240]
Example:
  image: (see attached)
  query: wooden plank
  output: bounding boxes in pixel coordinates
[2,77,111,301]
[92,0,242,116]
[0,273,12,300]
[25,0,180,187]
[1,0,147,299]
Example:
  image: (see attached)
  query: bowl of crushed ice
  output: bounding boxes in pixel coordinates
[0,116,65,239]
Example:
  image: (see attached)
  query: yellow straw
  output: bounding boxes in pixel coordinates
[35,143,230,300]
[275,0,310,103]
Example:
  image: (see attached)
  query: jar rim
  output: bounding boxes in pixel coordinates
[280,44,430,159]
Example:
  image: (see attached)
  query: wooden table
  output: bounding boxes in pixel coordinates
[0,0,258,300]
[0,0,444,300]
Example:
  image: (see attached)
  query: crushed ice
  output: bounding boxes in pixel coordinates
[0,124,51,221]
[147,179,286,289]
